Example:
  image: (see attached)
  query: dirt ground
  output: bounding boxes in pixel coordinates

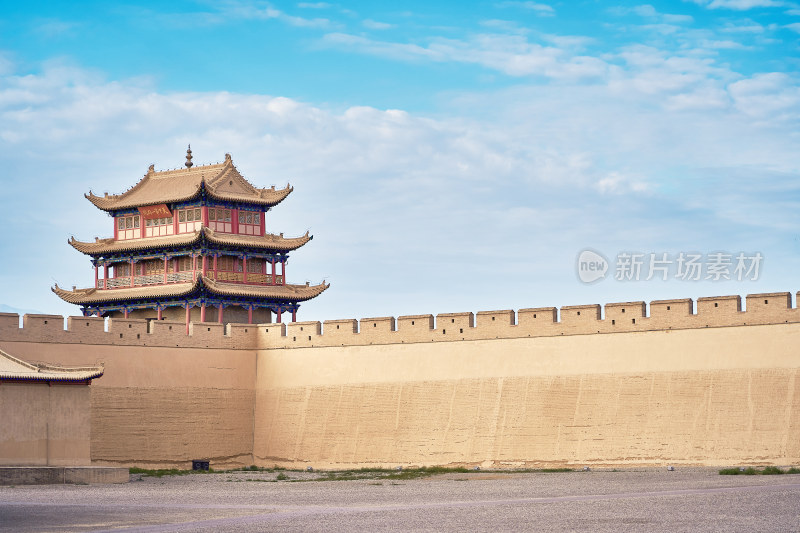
[1,468,799,532]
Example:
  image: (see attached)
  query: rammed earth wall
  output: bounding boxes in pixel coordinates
[1,290,799,468]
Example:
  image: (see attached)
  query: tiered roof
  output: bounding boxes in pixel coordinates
[85,154,292,211]
[0,349,104,383]
[69,228,312,255]
[52,277,329,305]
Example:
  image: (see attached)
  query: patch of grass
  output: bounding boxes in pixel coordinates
[129,464,296,478]
[129,467,215,478]
[127,465,577,481]
[719,466,799,475]
[719,467,756,475]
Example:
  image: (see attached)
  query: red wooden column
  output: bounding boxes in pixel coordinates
[130,259,135,287]
[124,308,129,318]
[218,305,223,323]
[103,265,108,289]
[202,206,209,227]
[277,310,282,323]
[213,255,218,280]
[247,307,253,324]
[281,260,286,285]
[163,257,168,284]
[200,303,206,322]
[157,307,163,320]
[291,309,297,322]
[185,304,190,335]
[94,265,99,288]
[271,259,276,285]
[243,256,248,283]
[232,209,239,234]
[260,211,265,236]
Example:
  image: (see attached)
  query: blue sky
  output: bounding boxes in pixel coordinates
[0,0,798,321]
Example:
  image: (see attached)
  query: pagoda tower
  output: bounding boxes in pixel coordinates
[54,148,328,333]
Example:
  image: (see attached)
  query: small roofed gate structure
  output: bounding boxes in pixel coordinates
[0,349,103,466]
[54,148,328,333]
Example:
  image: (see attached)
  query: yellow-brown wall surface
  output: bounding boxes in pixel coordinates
[254,324,800,468]
[0,341,256,468]
[0,383,91,466]
[2,291,799,469]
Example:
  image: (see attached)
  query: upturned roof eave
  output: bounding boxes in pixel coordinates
[0,349,104,382]
[52,277,329,305]
[68,228,312,256]
[85,182,293,213]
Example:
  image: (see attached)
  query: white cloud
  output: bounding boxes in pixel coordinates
[2,57,798,319]
[297,2,331,8]
[322,32,609,79]
[632,4,694,23]
[729,72,800,120]
[785,22,800,33]
[720,20,765,32]
[0,52,14,76]
[363,19,395,30]
[172,1,333,28]
[692,0,785,9]
[33,18,80,38]
[495,1,555,15]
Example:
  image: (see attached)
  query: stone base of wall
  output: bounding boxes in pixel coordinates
[0,466,129,485]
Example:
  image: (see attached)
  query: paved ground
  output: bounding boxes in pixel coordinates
[1,468,799,532]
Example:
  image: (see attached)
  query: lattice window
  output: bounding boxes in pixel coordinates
[246,259,263,274]
[145,216,174,237]
[238,209,260,235]
[176,256,194,272]
[177,207,203,234]
[113,262,131,277]
[116,215,140,240]
[217,256,242,272]
[142,259,163,275]
[208,207,232,233]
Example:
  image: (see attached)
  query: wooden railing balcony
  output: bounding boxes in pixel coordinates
[97,272,284,289]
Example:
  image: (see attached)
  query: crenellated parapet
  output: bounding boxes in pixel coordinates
[1,291,798,350]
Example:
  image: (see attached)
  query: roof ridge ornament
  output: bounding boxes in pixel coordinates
[185,145,194,168]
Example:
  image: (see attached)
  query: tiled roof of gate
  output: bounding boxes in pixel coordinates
[0,349,104,383]
[52,277,329,305]
[69,228,312,255]
[85,154,292,211]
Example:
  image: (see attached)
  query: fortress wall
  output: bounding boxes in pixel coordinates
[0,383,91,466]
[253,323,800,469]
[0,340,256,469]
[2,291,797,351]
[1,289,799,469]
[0,314,258,350]
[253,291,800,349]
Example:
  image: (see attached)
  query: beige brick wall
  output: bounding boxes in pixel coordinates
[0,383,91,466]
[2,290,799,469]
[253,323,800,468]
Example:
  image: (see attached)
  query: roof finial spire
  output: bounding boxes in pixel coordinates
[185,145,194,168]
